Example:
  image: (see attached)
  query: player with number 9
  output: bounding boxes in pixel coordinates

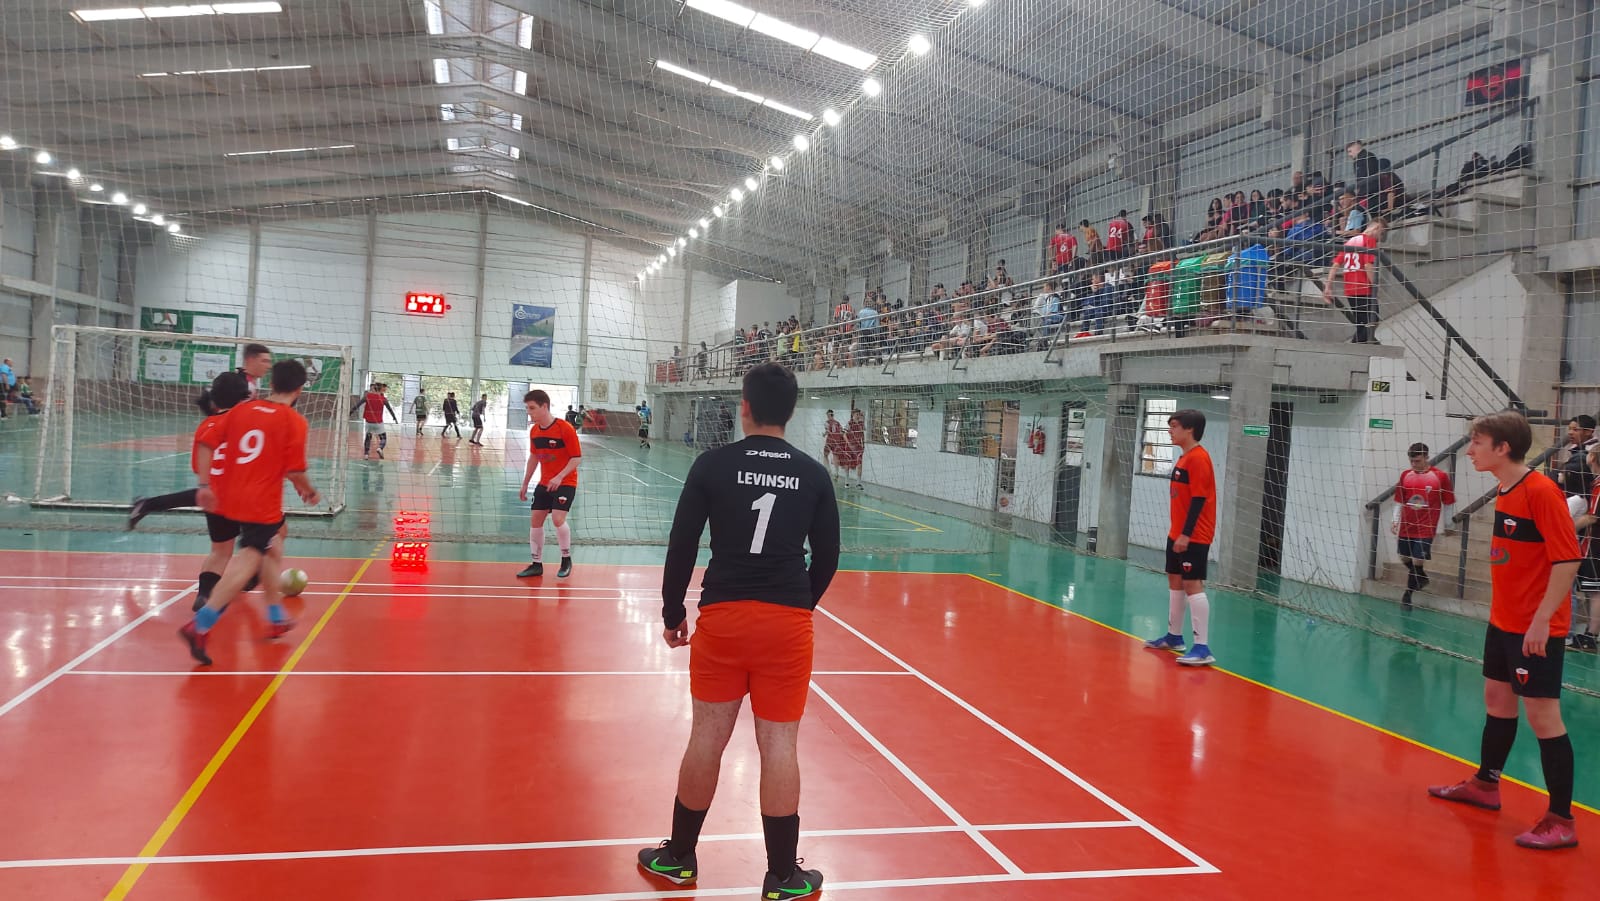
[180,359,323,667]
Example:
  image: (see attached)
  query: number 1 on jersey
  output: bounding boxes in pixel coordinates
[749,492,776,553]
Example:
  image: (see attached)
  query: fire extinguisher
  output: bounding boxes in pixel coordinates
[1028,425,1046,455]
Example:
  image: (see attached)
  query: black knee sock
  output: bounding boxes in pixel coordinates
[1539,734,1575,818]
[363,433,372,454]
[1476,714,1520,783]
[762,813,800,880]
[197,571,221,602]
[667,797,708,857]
[379,434,388,450]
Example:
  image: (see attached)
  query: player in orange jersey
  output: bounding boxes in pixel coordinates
[179,359,322,667]
[1428,410,1581,850]
[517,389,581,579]
[1144,409,1218,666]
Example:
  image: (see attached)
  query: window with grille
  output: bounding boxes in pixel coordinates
[1141,397,1178,475]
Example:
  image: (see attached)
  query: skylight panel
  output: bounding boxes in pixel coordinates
[812,37,876,71]
[684,0,755,28]
[748,14,817,51]
[424,0,444,34]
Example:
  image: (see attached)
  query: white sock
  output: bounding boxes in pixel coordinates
[1168,589,1186,636]
[556,523,571,557]
[530,527,543,562]
[1187,592,1210,645]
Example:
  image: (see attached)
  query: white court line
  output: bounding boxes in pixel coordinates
[473,866,1214,901]
[0,821,1132,869]
[817,606,1220,875]
[130,451,188,465]
[0,585,194,719]
[809,680,1022,876]
[585,440,685,485]
[66,670,914,678]
[0,576,194,583]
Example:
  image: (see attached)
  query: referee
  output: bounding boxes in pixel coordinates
[638,362,840,898]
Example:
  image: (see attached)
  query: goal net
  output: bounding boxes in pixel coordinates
[31,325,353,518]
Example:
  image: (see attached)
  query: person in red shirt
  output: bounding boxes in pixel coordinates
[1106,210,1133,260]
[1429,411,1581,850]
[180,360,323,666]
[518,389,582,578]
[1145,409,1217,666]
[1392,441,1457,607]
[821,409,844,480]
[1323,217,1386,344]
[1049,224,1077,274]
[361,381,399,460]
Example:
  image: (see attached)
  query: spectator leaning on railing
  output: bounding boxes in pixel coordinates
[1554,415,1597,498]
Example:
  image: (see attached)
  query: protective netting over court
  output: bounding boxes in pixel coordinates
[1,1,1598,686]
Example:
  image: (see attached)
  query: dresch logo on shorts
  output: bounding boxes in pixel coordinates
[745,449,792,459]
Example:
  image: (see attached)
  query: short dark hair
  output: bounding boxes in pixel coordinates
[269,359,307,394]
[1078,219,1090,227]
[1571,414,1597,430]
[1408,442,1429,457]
[743,362,798,427]
[1470,410,1533,462]
[243,343,271,359]
[196,370,250,415]
[1168,409,1206,441]
[524,389,551,407]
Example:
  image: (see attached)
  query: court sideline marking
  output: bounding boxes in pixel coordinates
[965,573,1600,817]
[816,604,1219,874]
[0,585,195,719]
[102,556,376,901]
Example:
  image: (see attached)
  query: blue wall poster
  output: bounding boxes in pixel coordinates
[510,304,556,367]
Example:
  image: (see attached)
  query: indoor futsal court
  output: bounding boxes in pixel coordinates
[0,431,1595,899]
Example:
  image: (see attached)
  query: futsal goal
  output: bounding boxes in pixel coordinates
[31,325,354,518]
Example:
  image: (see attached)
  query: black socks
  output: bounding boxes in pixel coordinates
[1539,734,1575,819]
[197,571,221,602]
[762,813,799,881]
[667,798,708,858]
[1476,714,1519,783]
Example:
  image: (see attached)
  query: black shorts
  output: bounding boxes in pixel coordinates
[1397,537,1434,560]
[638,425,650,438]
[236,519,285,554]
[1577,556,1600,593]
[472,417,484,429]
[531,484,577,513]
[1482,624,1565,698]
[205,513,240,545]
[1165,537,1210,581]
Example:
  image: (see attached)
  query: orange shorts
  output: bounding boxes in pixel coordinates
[689,601,814,722]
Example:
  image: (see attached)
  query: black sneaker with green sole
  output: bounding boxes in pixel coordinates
[636,842,696,885]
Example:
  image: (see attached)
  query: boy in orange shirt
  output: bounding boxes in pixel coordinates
[1144,409,1217,666]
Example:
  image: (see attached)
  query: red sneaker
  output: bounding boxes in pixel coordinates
[179,621,213,666]
[266,619,296,640]
[1515,813,1578,850]
[1427,776,1501,810]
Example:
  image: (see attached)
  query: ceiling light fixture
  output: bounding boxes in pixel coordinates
[66,168,82,180]
[89,183,104,192]
[656,59,711,85]
[151,214,166,225]
[0,136,16,150]
[684,0,876,70]
[224,144,357,157]
[132,203,148,215]
[730,187,744,202]
[34,151,51,165]
[812,36,877,70]
[908,34,931,55]
[822,108,841,127]
[713,205,725,217]
[111,192,128,204]
[769,156,785,170]
[792,134,810,152]
[72,2,283,22]
[1211,392,1231,400]
[967,0,987,6]
[862,77,882,97]
[698,218,711,229]
[761,99,813,121]
[745,176,759,191]
[140,64,310,77]
[667,247,677,258]
[167,223,181,233]
[689,227,699,238]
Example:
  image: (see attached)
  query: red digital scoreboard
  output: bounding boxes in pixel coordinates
[404,292,448,316]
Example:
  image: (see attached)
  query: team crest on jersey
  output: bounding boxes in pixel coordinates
[1514,667,1530,685]
[1502,517,1517,535]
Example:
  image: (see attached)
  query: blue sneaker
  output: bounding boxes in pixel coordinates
[1177,644,1215,667]
[1144,633,1185,652]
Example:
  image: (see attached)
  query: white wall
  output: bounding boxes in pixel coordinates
[695,275,735,346]
[735,280,796,328]
[882,259,912,306]
[988,215,1045,282]
[928,239,967,291]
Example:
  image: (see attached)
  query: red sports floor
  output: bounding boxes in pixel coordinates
[0,552,1592,900]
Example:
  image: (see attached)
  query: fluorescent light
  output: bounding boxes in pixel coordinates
[713,205,725,217]
[730,187,744,202]
[213,2,283,12]
[224,144,356,157]
[656,59,711,85]
[66,168,82,180]
[89,183,104,192]
[822,108,841,126]
[0,136,15,150]
[689,227,700,239]
[111,192,128,204]
[423,0,444,34]
[968,0,986,5]
[151,214,165,225]
[812,36,876,70]
[72,8,145,21]
[167,223,181,233]
[144,5,217,17]
[676,237,686,248]
[908,34,931,55]
[140,64,310,77]
[668,247,677,258]
[698,218,710,229]
[862,77,882,97]
[513,70,528,95]
[792,134,810,152]
[1211,393,1231,400]
[749,13,818,50]
[433,58,451,84]
[685,0,755,28]
[517,13,534,49]
[745,176,759,191]
[762,99,813,121]
[769,156,785,170]
[34,151,51,164]
[132,204,148,215]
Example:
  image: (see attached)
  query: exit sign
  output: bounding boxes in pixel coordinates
[405,292,448,316]
[1369,418,1395,430]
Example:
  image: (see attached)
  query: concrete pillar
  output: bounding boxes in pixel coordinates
[1095,377,1140,560]
[357,210,378,380]
[1216,346,1276,588]
[679,268,693,362]
[1514,1,1583,248]
[468,202,488,402]
[575,235,593,404]
[241,221,261,337]
[28,206,63,379]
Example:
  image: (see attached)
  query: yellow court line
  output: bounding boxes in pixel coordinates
[962,573,1599,817]
[103,556,376,900]
[837,498,944,533]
